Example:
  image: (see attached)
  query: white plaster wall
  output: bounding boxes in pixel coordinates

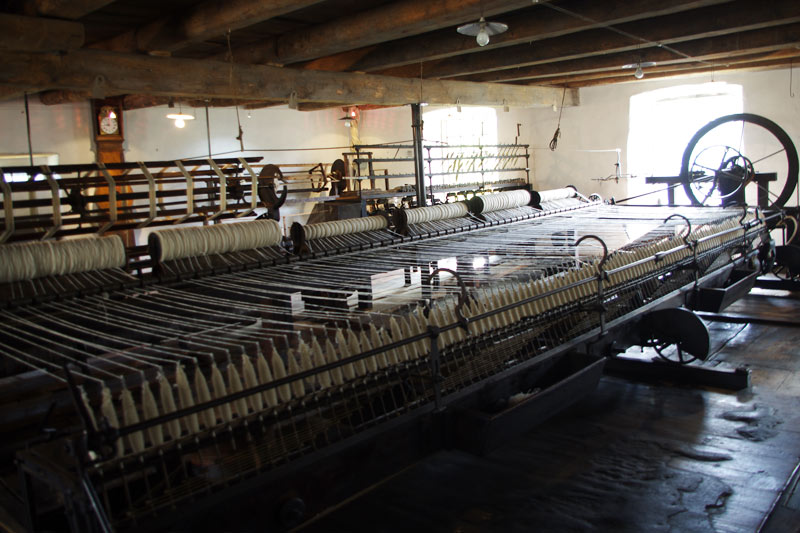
[124,104,350,165]
[522,67,800,203]
[0,98,93,164]
[4,67,796,205]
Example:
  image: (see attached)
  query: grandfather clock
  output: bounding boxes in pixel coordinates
[90,97,134,245]
[91,97,124,164]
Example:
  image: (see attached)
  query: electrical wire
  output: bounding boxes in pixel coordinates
[537,1,717,68]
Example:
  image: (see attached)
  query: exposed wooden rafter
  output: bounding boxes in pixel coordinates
[0,13,83,51]
[23,0,114,19]
[552,50,800,88]
[300,0,734,73]
[0,49,578,108]
[229,0,533,66]
[39,89,91,105]
[1,0,799,106]
[386,0,800,81]
[92,0,327,54]
[464,23,800,84]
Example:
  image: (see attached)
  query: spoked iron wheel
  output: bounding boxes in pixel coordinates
[681,113,799,208]
[645,339,698,365]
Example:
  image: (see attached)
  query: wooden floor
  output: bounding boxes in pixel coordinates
[304,291,800,533]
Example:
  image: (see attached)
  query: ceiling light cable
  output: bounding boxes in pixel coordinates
[226,29,245,150]
[549,88,567,151]
[536,1,717,68]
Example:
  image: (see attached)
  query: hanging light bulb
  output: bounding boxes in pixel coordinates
[476,24,490,47]
[622,60,656,79]
[339,107,358,127]
[166,102,195,128]
[457,17,508,48]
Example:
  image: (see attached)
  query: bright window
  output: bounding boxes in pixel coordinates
[423,106,501,187]
[627,82,743,204]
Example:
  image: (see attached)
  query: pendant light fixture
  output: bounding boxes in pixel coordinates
[339,107,358,127]
[166,101,195,128]
[622,61,657,79]
[457,17,508,47]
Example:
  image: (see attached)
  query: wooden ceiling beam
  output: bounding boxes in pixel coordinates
[0,84,28,101]
[530,50,800,87]
[92,0,326,54]
[122,94,170,110]
[559,57,800,88]
[0,49,578,109]
[25,0,114,19]
[386,0,800,80]
[302,0,734,73]
[231,0,533,66]
[464,24,800,83]
[39,89,91,105]
[0,13,83,51]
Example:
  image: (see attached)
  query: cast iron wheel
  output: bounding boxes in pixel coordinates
[648,340,698,365]
[680,113,799,208]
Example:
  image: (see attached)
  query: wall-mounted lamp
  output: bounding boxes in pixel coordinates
[457,17,508,47]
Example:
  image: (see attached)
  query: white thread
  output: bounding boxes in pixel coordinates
[404,202,468,225]
[304,215,388,240]
[536,187,577,203]
[0,235,125,283]
[474,190,531,214]
[150,219,281,262]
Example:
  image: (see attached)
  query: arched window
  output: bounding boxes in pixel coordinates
[627,82,743,205]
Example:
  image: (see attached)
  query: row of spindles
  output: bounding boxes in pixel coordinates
[85,215,755,457]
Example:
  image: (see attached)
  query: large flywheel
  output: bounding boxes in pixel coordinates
[680,113,798,209]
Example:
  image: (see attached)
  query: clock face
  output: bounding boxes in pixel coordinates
[98,106,119,135]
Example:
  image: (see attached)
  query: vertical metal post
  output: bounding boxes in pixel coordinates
[411,104,426,207]
[428,328,443,411]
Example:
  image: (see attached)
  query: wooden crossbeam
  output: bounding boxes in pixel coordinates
[0,49,578,108]
[92,0,322,52]
[231,0,533,66]
[463,23,800,83]
[533,50,800,87]
[389,0,800,81]
[300,0,734,73]
[24,0,114,19]
[92,0,326,54]
[0,13,83,52]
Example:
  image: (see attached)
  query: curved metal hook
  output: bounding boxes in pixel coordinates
[429,267,470,333]
[738,204,749,225]
[664,213,692,246]
[574,234,609,275]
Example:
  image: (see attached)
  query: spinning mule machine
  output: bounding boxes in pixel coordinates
[0,114,797,532]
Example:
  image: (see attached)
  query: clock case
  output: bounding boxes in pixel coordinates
[91,98,123,141]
